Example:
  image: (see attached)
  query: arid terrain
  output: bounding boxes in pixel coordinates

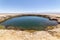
[0,13,60,40]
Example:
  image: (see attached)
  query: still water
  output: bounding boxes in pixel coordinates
[1,16,58,30]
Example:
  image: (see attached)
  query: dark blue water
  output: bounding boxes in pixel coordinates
[1,16,58,30]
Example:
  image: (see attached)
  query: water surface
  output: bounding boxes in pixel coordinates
[1,16,58,30]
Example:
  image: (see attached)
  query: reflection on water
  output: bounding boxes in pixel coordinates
[1,16,58,30]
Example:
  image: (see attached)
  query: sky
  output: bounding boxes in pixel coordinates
[0,0,60,13]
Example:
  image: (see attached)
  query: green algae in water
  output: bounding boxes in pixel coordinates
[1,16,58,30]
[0,25,5,29]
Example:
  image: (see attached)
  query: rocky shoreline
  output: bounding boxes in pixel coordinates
[0,29,59,40]
[0,13,60,40]
[0,13,60,23]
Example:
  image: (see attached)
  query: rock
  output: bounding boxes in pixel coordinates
[48,28,60,39]
[0,29,59,40]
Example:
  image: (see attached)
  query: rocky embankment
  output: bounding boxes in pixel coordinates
[0,27,60,40]
[0,24,60,40]
[0,14,19,23]
[0,14,60,23]
[0,29,59,40]
[0,23,60,40]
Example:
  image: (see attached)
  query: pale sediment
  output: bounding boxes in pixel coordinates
[0,29,59,40]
